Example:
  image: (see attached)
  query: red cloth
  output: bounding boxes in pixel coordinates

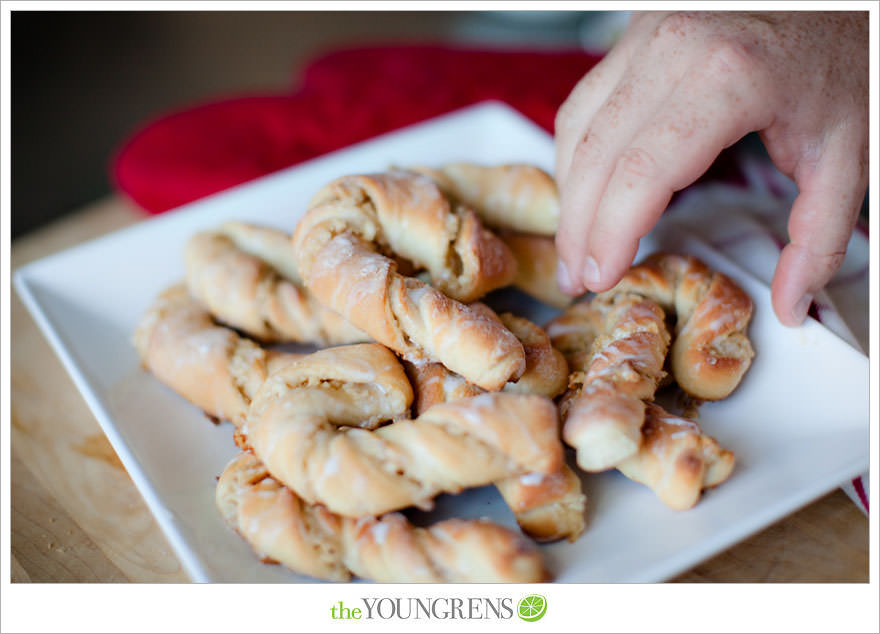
[112,46,601,214]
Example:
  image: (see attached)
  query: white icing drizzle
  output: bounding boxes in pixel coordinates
[519,472,546,486]
[321,454,340,481]
[370,521,390,545]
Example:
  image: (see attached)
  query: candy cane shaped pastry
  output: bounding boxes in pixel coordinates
[292,170,524,391]
[133,284,305,429]
[546,293,671,472]
[185,222,368,345]
[246,343,562,518]
[217,452,548,582]
[598,253,755,400]
[616,404,735,510]
[405,307,584,543]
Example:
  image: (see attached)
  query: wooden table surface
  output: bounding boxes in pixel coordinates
[10,196,869,583]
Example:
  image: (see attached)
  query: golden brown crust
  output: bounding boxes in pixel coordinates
[498,311,569,399]
[218,220,303,282]
[600,253,755,400]
[407,163,568,308]
[405,313,584,543]
[404,361,483,416]
[216,451,349,581]
[406,303,567,401]
[402,308,568,415]
[303,170,517,303]
[342,514,548,583]
[547,294,671,472]
[293,171,524,391]
[185,225,367,345]
[133,284,303,427]
[407,163,559,236]
[616,403,735,510]
[246,344,562,517]
[217,452,547,582]
[493,468,586,543]
[545,297,605,370]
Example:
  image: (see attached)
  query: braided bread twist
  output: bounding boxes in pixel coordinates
[186,222,367,345]
[598,253,754,400]
[292,170,524,391]
[217,451,548,582]
[246,343,562,517]
[133,284,303,428]
[547,293,671,472]
[405,307,584,542]
[617,404,735,510]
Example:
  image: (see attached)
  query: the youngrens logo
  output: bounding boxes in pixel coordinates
[330,595,547,621]
[516,594,547,622]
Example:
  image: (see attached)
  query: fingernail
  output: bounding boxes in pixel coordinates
[582,255,601,288]
[556,258,576,293]
[791,293,813,324]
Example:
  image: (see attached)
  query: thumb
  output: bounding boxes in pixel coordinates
[771,135,866,326]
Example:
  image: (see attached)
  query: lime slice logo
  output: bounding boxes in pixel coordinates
[517,594,547,622]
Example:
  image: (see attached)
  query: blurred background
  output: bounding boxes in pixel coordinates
[11,10,628,238]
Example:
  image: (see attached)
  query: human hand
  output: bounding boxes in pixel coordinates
[554,11,868,326]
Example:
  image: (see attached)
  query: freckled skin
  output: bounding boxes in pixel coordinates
[554,11,868,327]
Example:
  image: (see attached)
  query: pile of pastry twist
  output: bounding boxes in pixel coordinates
[134,164,754,583]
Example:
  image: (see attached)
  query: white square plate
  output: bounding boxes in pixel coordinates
[14,102,869,583]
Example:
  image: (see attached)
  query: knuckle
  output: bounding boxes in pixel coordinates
[788,238,848,273]
[571,129,607,169]
[655,12,703,39]
[617,147,657,179]
[555,73,599,133]
[554,96,578,133]
[705,40,757,80]
[805,247,847,285]
[810,245,847,269]
[824,251,846,271]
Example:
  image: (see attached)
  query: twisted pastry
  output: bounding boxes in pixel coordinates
[405,307,583,542]
[406,163,559,236]
[246,343,562,517]
[497,311,570,398]
[137,294,546,576]
[547,293,671,472]
[133,284,302,428]
[186,222,367,345]
[216,220,302,281]
[408,164,570,308]
[598,253,754,400]
[545,295,606,370]
[293,170,524,390]
[217,452,547,582]
[404,360,483,416]
[404,306,568,408]
[617,404,735,510]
